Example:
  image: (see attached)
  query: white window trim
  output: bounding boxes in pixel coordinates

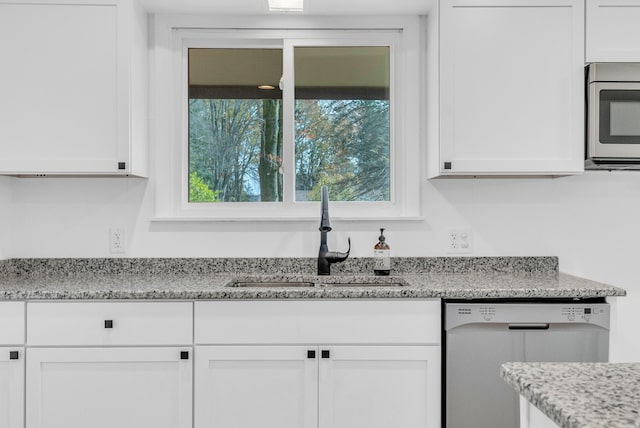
[151,15,423,222]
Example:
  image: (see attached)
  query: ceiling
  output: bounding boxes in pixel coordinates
[138,0,431,15]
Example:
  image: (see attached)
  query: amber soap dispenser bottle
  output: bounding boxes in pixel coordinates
[374,228,391,276]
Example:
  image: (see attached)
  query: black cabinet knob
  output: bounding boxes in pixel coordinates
[307,350,316,359]
[9,351,19,360]
[321,350,330,359]
[180,351,189,360]
[104,320,113,329]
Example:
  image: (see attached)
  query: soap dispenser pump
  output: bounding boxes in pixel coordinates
[374,228,390,276]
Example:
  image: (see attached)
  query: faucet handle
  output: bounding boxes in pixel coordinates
[327,237,350,263]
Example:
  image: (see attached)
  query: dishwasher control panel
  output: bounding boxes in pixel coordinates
[560,306,603,322]
[445,302,610,330]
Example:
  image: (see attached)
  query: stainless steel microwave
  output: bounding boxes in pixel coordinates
[587,63,640,169]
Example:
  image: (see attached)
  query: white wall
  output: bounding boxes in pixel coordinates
[5,171,640,361]
[9,172,640,261]
[0,176,12,260]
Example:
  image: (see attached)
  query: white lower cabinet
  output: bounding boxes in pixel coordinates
[195,345,318,428]
[0,348,24,428]
[19,300,440,427]
[194,300,441,428]
[195,345,439,428]
[0,302,25,428]
[318,345,439,428]
[24,301,194,428]
[26,347,193,428]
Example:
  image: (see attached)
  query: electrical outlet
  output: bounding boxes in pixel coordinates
[448,229,472,254]
[109,228,126,254]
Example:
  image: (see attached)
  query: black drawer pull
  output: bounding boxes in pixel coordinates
[321,350,330,359]
[104,320,113,329]
[307,350,316,359]
[180,351,189,360]
[9,351,19,360]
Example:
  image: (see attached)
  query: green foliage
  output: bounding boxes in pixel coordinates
[189,171,220,202]
[295,99,390,201]
[189,99,264,202]
[188,96,390,204]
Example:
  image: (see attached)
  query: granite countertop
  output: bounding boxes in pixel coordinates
[0,257,626,300]
[501,362,640,428]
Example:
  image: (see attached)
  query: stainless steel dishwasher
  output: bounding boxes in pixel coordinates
[444,300,610,428]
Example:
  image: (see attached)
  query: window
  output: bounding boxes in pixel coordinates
[293,46,390,202]
[188,48,284,203]
[153,18,422,220]
[187,45,391,204]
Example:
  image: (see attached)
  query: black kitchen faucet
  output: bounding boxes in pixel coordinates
[317,186,350,275]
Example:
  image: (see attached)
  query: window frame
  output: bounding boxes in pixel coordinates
[152,16,423,221]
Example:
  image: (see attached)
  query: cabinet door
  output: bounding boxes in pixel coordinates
[0,348,24,428]
[26,347,192,428]
[439,0,584,175]
[319,346,440,428]
[0,1,129,175]
[194,345,318,428]
[586,0,640,62]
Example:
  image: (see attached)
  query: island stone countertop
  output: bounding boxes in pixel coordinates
[501,362,640,428]
[0,256,626,300]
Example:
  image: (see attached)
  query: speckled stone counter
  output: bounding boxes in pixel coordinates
[0,257,626,300]
[501,362,640,428]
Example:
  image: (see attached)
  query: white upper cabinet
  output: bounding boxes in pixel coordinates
[433,0,585,176]
[0,0,147,176]
[586,0,640,62]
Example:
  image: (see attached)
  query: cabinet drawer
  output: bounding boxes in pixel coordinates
[195,300,441,345]
[27,302,192,346]
[0,302,25,345]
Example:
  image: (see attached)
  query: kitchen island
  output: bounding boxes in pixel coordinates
[501,362,640,428]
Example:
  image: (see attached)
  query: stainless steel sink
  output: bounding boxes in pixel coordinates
[230,281,315,288]
[227,277,406,288]
[329,282,404,287]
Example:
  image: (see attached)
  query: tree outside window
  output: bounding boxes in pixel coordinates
[187,45,390,203]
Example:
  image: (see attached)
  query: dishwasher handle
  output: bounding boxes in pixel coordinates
[508,323,550,330]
